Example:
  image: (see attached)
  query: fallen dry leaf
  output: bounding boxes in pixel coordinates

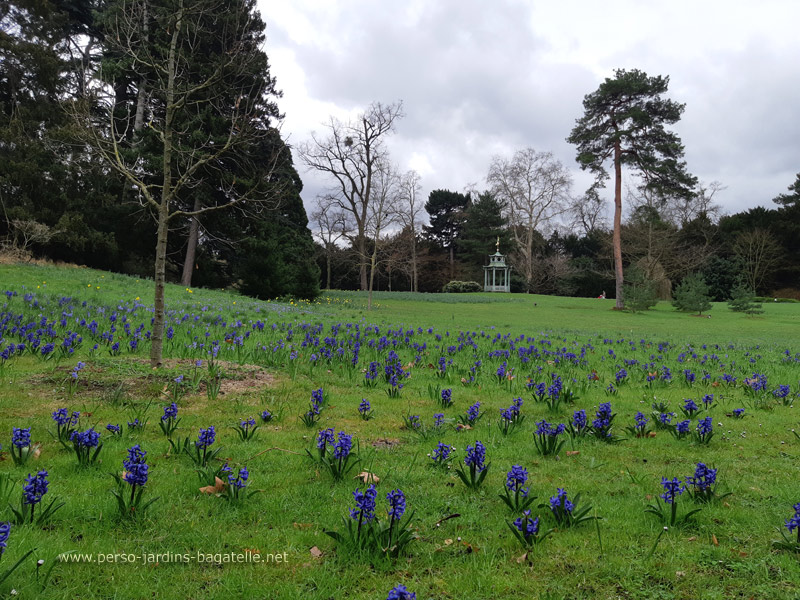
[32,443,42,460]
[293,522,313,530]
[516,551,529,564]
[687,536,697,542]
[647,432,657,438]
[310,546,323,559]
[199,477,226,495]
[444,539,453,546]
[676,571,685,578]
[355,471,380,484]
[711,534,719,546]
[566,451,580,457]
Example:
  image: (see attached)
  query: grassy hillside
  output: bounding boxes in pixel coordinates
[0,263,799,599]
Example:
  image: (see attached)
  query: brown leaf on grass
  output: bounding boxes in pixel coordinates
[516,551,529,564]
[293,523,313,530]
[647,432,657,438]
[32,443,42,460]
[355,471,380,484]
[711,534,719,546]
[686,536,697,542]
[566,451,580,457]
[461,541,479,553]
[455,424,472,431]
[444,539,453,546]
[310,546,323,559]
[199,477,226,495]
[676,571,686,578]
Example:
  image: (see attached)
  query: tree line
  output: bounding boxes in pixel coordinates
[307,72,800,305]
[3,6,799,320]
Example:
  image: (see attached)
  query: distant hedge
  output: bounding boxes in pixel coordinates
[442,280,483,293]
[756,296,800,303]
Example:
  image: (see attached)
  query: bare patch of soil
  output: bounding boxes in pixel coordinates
[371,437,402,449]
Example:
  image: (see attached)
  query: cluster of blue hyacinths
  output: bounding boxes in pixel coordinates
[456,440,490,490]
[301,388,325,426]
[3,286,800,583]
[311,427,357,482]
[501,462,595,550]
[328,484,415,558]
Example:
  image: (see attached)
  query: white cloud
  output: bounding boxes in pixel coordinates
[260,0,800,218]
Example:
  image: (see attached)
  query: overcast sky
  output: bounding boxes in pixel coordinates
[257,0,800,227]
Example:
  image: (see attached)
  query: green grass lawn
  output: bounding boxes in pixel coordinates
[0,263,799,599]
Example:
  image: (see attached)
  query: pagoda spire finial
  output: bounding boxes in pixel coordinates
[496,236,500,251]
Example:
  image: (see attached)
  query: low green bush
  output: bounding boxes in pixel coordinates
[442,280,482,293]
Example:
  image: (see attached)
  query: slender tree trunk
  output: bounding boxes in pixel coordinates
[367,246,377,310]
[410,234,417,292]
[180,195,202,286]
[152,201,169,367]
[359,235,368,290]
[526,227,534,292]
[150,1,182,368]
[133,83,147,133]
[325,246,332,289]
[449,244,454,280]
[613,140,624,310]
[132,1,148,134]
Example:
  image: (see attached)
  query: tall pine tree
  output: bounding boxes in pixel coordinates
[567,69,696,309]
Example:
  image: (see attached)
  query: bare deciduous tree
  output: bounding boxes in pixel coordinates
[733,228,783,293]
[299,101,403,291]
[487,148,572,292]
[70,0,285,367]
[661,180,725,227]
[569,188,608,234]
[396,170,423,292]
[311,197,348,290]
[365,161,401,310]
[623,185,714,294]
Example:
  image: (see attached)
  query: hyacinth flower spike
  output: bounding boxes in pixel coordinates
[645,477,702,527]
[110,445,159,519]
[456,441,490,490]
[773,502,800,553]
[10,471,64,525]
[499,465,537,512]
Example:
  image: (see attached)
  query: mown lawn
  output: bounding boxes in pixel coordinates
[0,263,798,599]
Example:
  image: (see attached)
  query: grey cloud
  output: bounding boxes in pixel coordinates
[265,0,800,219]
